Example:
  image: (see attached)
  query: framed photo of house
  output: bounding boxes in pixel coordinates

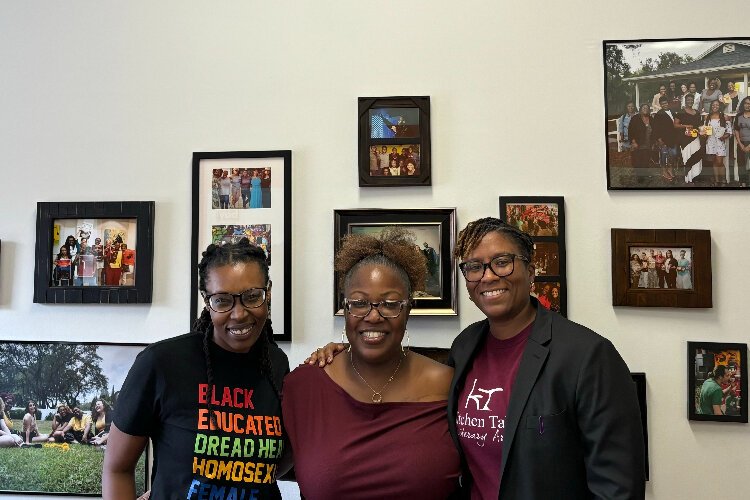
[333,208,457,316]
[687,341,747,423]
[611,228,711,307]
[33,201,155,304]
[191,151,292,341]
[0,340,149,496]
[604,38,750,190]
[358,96,431,187]
[499,196,567,317]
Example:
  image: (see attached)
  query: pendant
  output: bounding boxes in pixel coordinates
[371,392,383,403]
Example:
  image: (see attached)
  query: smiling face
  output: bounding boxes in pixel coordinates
[204,262,269,353]
[344,264,409,364]
[711,100,721,113]
[463,231,534,330]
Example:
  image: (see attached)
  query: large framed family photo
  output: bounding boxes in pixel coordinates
[333,208,457,316]
[33,201,155,304]
[687,341,747,423]
[191,151,292,341]
[0,340,149,496]
[611,228,711,308]
[604,38,750,190]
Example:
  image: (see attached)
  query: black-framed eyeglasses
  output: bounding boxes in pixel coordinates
[458,254,529,282]
[203,287,268,313]
[343,298,411,318]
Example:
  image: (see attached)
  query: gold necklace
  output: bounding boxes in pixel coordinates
[349,350,406,403]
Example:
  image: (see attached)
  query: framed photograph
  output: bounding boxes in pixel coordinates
[0,340,149,495]
[358,96,431,187]
[333,208,457,316]
[604,38,750,190]
[33,202,155,304]
[687,341,747,423]
[191,151,292,341]
[499,196,567,316]
[611,228,711,307]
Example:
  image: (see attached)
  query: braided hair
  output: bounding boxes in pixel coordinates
[191,238,281,428]
[453,217,534,262]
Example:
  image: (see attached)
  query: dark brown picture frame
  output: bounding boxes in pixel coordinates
[33,202,155,304]
[333,208,457,316]
[687,341,747,423]
[358,96,431,187]
[611,228,711,307]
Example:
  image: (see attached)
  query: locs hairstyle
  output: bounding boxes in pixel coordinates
[453,217,534,262]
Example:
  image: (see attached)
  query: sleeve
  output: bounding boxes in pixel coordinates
[575,338,645,500]
[113,347,160,437]
[709,385,723,407]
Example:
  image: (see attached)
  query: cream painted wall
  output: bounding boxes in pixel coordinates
[1,1,748,498]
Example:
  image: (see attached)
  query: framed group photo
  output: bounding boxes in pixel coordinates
[0,340,149,496]
[33,201,155,304]
[499,196,567,317]
[611,228,711,308]
[333,208,457,316]
[191,151,292,341]
[358,96,431,187]
[687,341,747,423]
[604,38,750,190]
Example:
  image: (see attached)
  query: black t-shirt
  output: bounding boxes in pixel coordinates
[115,332,289,500]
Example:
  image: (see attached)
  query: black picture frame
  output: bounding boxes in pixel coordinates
[33,202,155,304]
[499,196,567,317]
[191,151,292,341]
[611,228,712,308]
[0,340,150,496]
[604,38,750,190]
[687,341,747,423]
[358,96,431,187]
[333,208,457,316]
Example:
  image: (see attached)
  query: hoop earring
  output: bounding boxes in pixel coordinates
[342,329,351,352]
[402,329,410,354]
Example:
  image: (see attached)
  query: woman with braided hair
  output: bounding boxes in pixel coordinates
[103,238,289,499]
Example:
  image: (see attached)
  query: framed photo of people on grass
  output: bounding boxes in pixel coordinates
[604,38,750,190]
[499,196,567,317]
[611,228,711,308]
[33,201,155,304]
[358,96,431,187]
[191,151,292,341]
[0,340,149,496]
[687,341,747,423]
[333,208,457,316]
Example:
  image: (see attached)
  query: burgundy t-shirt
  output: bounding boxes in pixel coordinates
[456,322,533,500]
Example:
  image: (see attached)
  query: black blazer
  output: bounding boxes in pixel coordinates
[447,301,645,499]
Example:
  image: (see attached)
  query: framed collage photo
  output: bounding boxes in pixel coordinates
[333,208,457,316]
[611,228,711,308]
[33,201,155,304]
[191,151,292,341]
[687,341,747,423]
[604,37,750,190]
[358,96,431,187]
[0,340,149,496]
[499,196,567,317]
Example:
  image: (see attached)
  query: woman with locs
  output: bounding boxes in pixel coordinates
[103,239,289,499]
[284,227,461,499]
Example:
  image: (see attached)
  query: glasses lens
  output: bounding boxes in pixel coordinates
[377,300,404,318]
[240,289,266,309]
[461,262,485,281]
[209,294,234,313]
[490,256,515,277]
[347,299,371,317]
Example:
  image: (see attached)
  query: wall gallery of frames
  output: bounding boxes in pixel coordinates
[2,7,750,497]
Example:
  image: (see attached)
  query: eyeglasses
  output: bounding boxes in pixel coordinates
[343,298,411,318]
[458,254,529,282]
[203,287,268,313]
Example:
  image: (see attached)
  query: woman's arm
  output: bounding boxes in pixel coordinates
[102,424,148,500]
[22,414,32,443]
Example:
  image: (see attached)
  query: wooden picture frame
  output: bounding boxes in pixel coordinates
[687,341,747,423]
[33,201,155,304]
[191,151,292,341]
[0,340,149,496]
[333,208,457,316]
[611,228,711,307]
[358,96,431,186]
[499,196,567,317]
[604,38,750,190]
